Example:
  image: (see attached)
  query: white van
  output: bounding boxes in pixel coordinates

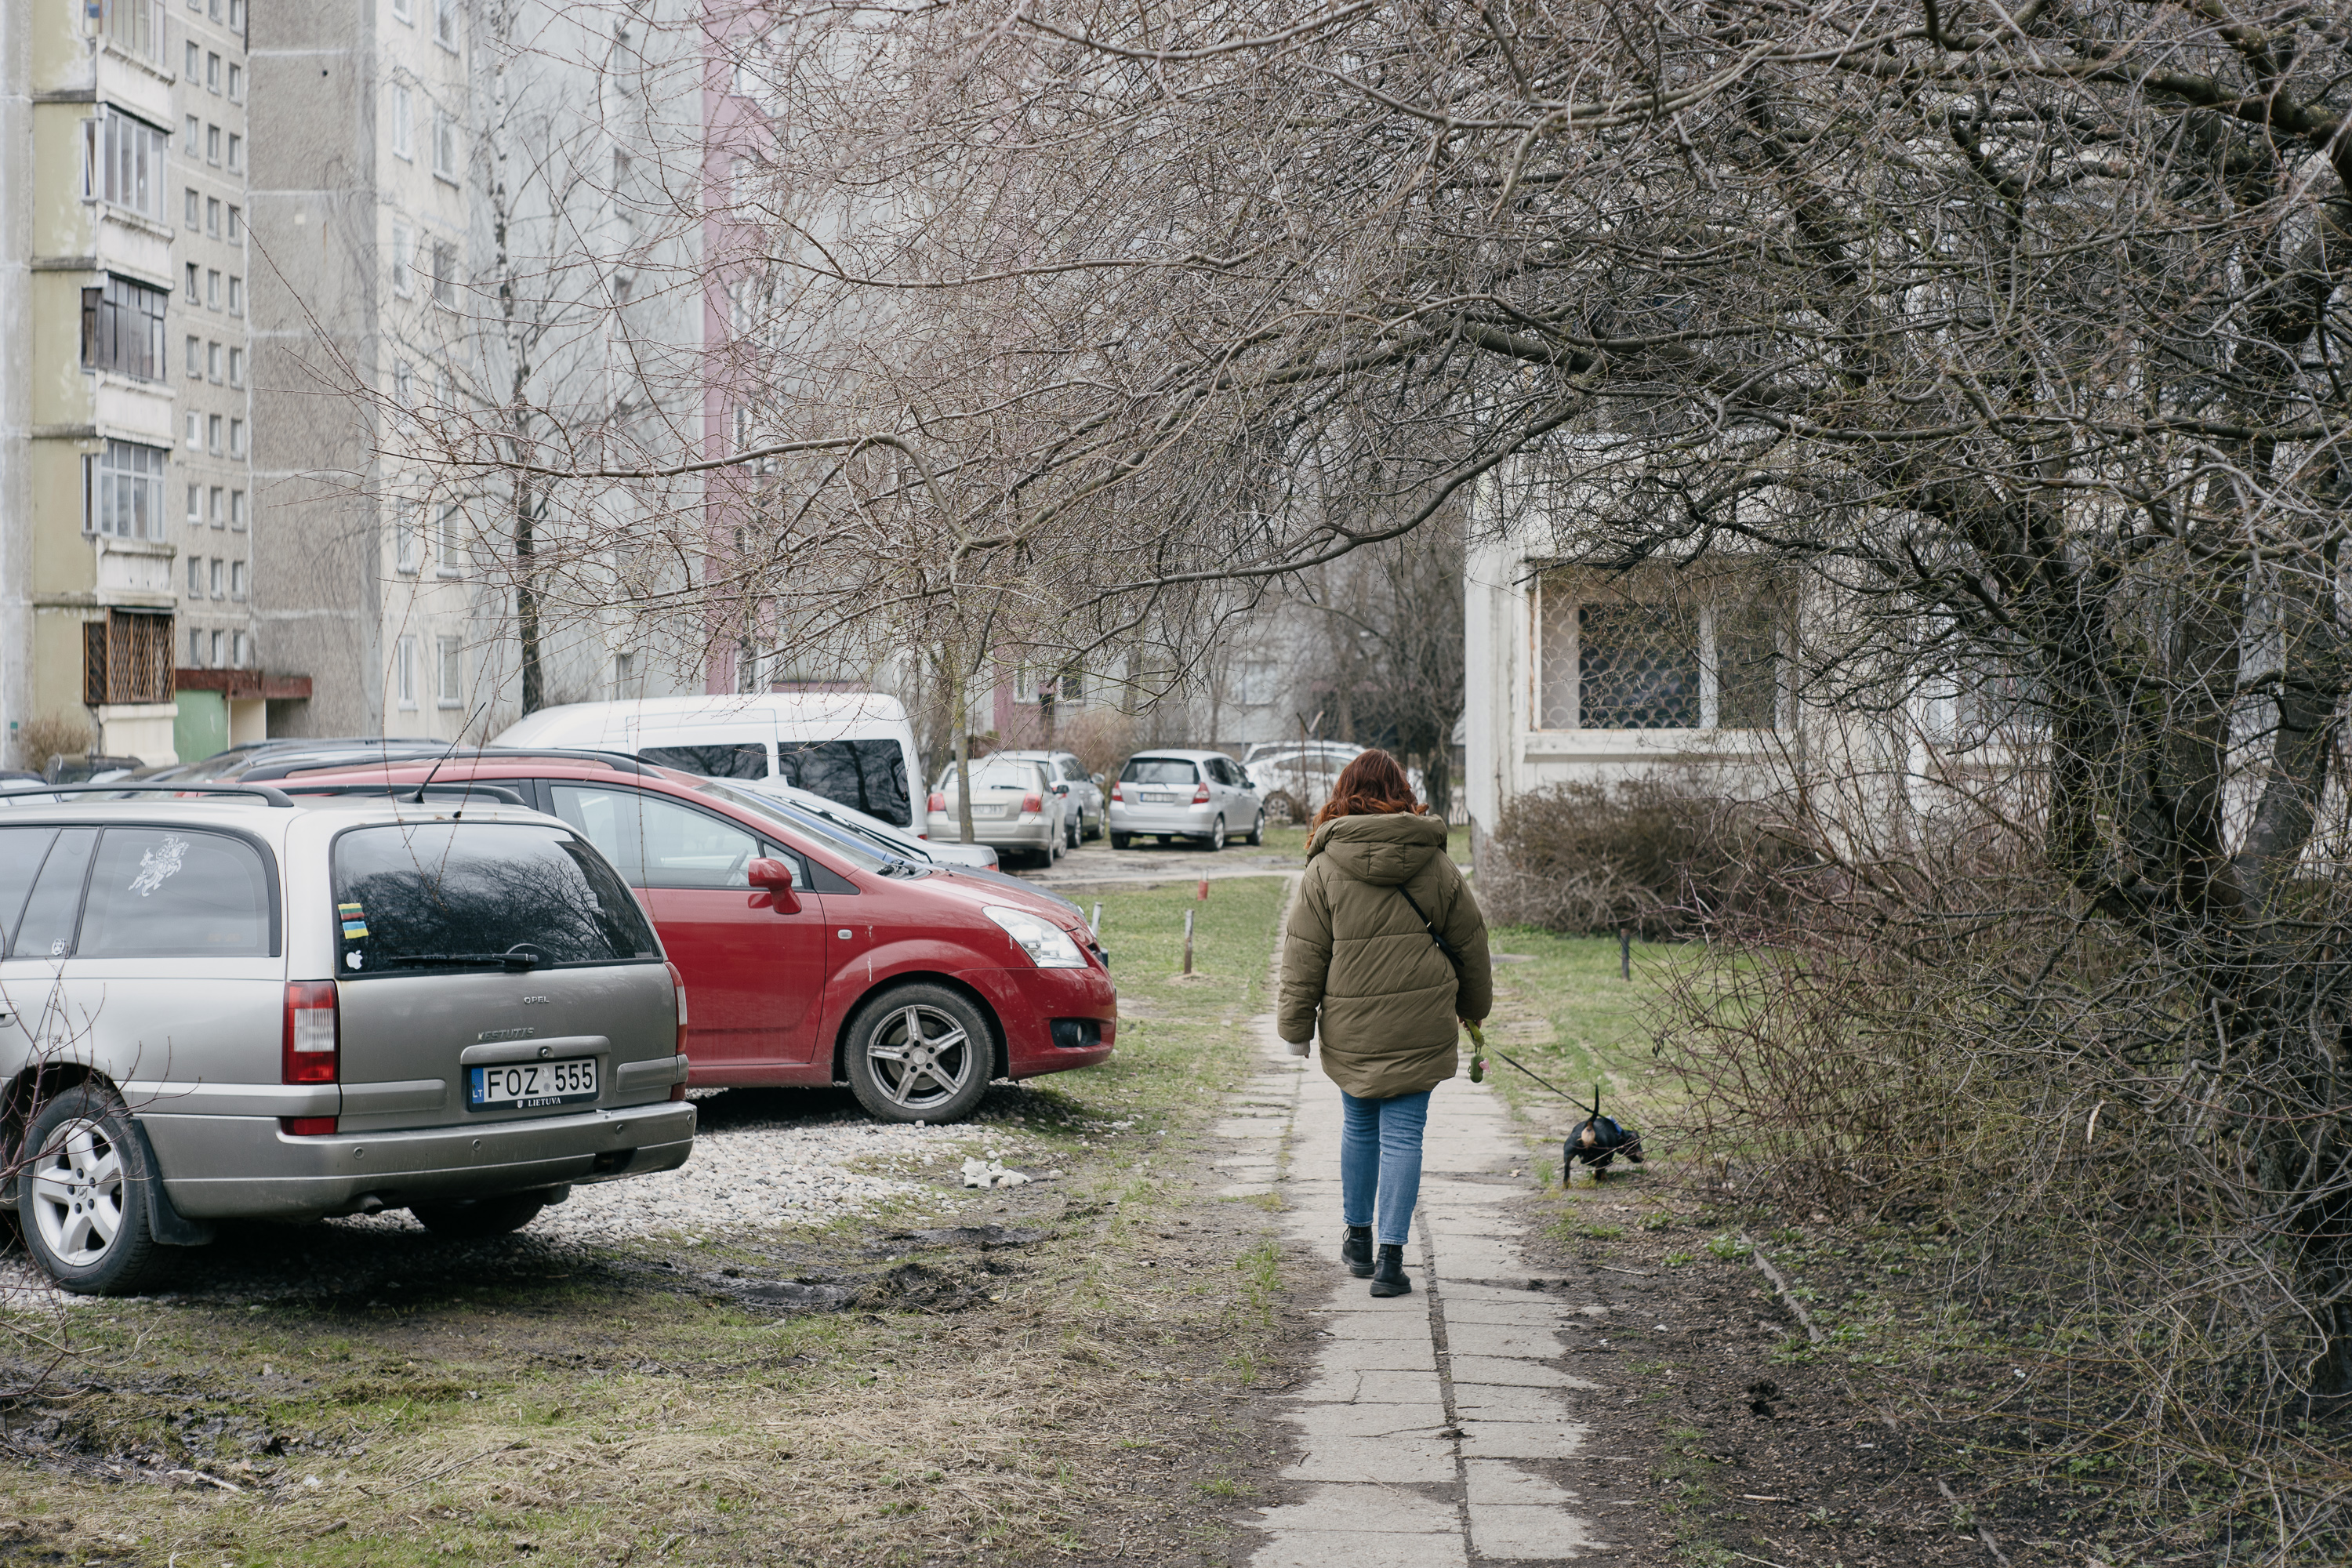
[492,695,921,830]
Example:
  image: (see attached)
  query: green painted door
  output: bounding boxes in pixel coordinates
[174,691,228,764]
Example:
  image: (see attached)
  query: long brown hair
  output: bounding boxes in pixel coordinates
[1311,748,1422,829]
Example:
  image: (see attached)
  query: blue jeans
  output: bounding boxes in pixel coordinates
[1340,1089,1432,1247]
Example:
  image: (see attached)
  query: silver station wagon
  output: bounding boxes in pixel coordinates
[0,786,695,1294]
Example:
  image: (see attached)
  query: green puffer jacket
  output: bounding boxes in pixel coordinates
[1278,811,1494,1100]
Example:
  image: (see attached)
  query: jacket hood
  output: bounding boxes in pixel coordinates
[1306,811,1449,887]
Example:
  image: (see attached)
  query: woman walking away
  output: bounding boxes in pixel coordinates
[1277,750,1492,1298]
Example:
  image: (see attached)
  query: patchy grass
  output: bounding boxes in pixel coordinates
[0,879,1300,1567]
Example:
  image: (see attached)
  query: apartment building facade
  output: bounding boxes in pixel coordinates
[0,0,307,771]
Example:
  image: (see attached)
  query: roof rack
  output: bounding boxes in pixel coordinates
[0,782,296,807]
[241,746,656,782]
[281,781,528,808]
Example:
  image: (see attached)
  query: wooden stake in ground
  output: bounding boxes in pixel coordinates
[1182,908,1195,975]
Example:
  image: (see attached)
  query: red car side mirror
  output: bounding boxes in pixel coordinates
[747,857,800,913]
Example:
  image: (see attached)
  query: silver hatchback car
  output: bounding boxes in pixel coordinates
[1107,750,1265,851]
[0,787,695,1294]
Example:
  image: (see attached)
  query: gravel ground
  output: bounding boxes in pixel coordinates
[0,1088,1069,1306]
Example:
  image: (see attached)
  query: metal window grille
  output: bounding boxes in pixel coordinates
[1537,569,1784,732]
[83,610,174,705]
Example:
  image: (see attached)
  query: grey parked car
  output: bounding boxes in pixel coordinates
[1108,750,1265,851]
[987,750,1106,847]
[925,757,1069,867]
[0,786,695,1294]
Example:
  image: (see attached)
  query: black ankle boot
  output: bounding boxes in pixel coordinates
[1369,1243,1411,1297]
[1341,1225,1374,1278]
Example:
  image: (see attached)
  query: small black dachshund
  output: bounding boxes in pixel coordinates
[1565,1085,1644,1181]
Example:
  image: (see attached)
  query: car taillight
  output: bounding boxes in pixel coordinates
[280,980,338,1135]
[1192,784,1210,804]
[1022,792,1043,813]
[666,960,690,1055]
[927,791,946,813]
[1110,782,1123,801]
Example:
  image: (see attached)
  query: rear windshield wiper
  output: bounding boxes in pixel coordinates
[379,945,550,971]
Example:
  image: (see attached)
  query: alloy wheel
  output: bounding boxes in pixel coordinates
[28,1116,127,1269]
[865,1004,978,1112]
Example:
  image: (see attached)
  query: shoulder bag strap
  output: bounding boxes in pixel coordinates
[1394,884,1460,962]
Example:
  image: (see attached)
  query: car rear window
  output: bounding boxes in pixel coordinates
[332,822,659,975]
[79,827,275,958]
[1120,758,1199,786]
[777,740,911,827]
[640,742,770,780]
[0,826,60,956]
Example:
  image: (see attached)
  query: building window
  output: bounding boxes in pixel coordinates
[614,651,635,692]
[431,113,456,182]
[206,124,220,165]
[228,418,245,458]
[184,485,200,527]
[183,411,200,448]
[208,485,223,527]
[1534,570,1783,732]
[206,269,220,310]
[184,187,199,228]
[393,0,413,22]
[391,85,413,161]
[227,347,243,385]
[207,52,221,93]
[230,560,246,600]
[185,260,199,296]
[207,415,222,454]
[210,628,225,666]
[99,0,165,65]
[227,62,242,101]
[82,275,167,383]
[227,276,241,315]
[83,108,169,222]
[82,608,174,706]
[435,505,463,575]
[394,361,415,406]
[226,134,241,173]
[184,334,200,376]
[209,557,223,597]
[437,637,463,707]
[396,636,419,710]
[185,40,200,78]
[430,241,456,307]
[206,341,221,381]
[188,627,206,666]
[226,205,241,242]
[434,0,457,49]
[229,490,246,529]
[186,113,199,148]
[87,440,168,541]
[206,196,220,237]
[229,0,244,29]
[395,502,421,573]
[187,556,202,597]
[232,631,249,667]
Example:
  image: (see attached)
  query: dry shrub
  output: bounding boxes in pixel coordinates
[1479,771,1807,938]
[12,713,90,775]
[1642,761,2352,1559]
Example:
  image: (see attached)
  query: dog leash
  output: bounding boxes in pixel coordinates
[1486,1047,1588,1105]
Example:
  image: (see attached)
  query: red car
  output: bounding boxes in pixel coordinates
[267,752,1116,1123]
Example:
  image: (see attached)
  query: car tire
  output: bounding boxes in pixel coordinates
[410,1192,550,1239]
[1203,815,1226,851]
[17,1083,174,1297]
[1083,811,1102,841]
[844,984,993,1124]
[1247,811,1265,846]
[1066,814,1081,851]
[1111,832,1131,850]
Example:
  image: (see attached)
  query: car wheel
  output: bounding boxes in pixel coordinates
[1066,814,1081,850]
[1084,810,1102,841]
[17,1083,173,1296]
[1111,832,1131,849]
[410,1192,550,1238]
[1247,811,1265,846]
[844,985,993,1124]
[1204,815,1226,851]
